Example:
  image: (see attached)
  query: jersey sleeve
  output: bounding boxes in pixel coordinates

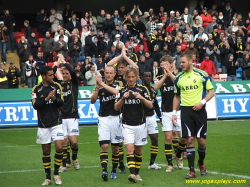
[202,72,214,91]
[174,77,181,95]
[54,82,64,106]
[115,87,124,103]
[142,86,152,101]
[31,85,47,110]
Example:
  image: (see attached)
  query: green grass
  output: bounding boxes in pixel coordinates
[0,121,250,187]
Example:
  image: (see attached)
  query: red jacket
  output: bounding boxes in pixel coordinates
[166,25,175,34]
[200,59,216,76]
[200,13,212,28]
[181,41,188,53]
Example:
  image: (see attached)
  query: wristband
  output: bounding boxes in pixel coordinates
[173,110,177,115]
[201,99,207,105]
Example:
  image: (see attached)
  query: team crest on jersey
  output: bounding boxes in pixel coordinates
[193,79,196,83]
[31,93,37,99]
[57,89,61,94]
[152,93,155,98]
[41,95,44,98]
[101,92,105,95]
[144,93,149,98]
[67,85,70,89]
[57,133,64,136]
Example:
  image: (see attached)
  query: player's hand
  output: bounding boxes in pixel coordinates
[123,90,131,99]
[172,114,177,127]
[192,102,203,111]
[163,68,168,76]
[50,89,56,100]
[95,75,103,84]
[122,47,127,56]
[134,92,143,100]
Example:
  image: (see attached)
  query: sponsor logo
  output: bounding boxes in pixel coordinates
[116,93,120,98]
[142,138,147,142]
[31,93,37,99]
[124,99,141,104]
[57,89,61,94]
[163,86,174,92]
[155,127,158,130]
[71,129,79,133]
[115,136,122,140]
[63,90,72,96]
[102,95,116,102]
[144,93,149,98]
[57,133,64,136]
[181,85,198,91]
[193,79,196,83]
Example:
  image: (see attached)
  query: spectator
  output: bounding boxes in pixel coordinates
[179,18,186,30]
[228,31,237,51]
[235,37,244,60]
[80,26,90,54]
[241,53,250,80]
[134,15,146,37]
[217,0,225,13]
[160,43,171,56]
[166,20,175,35]
[217,12,226,29]
[181,7,193,25]
[192,9,203,27]
[95,55,106,79]
[54,29,68,43]
[88,36,101,58]
[158,6,165,18]
[112,10,123,28]
[81,12,93,31]
[200,7,212,29]
[24,20,32,39]
[68,30,81,48]
[49,8,63,33]
[74,64,84,86]
[122,13,135,35]
[137,55,149,84]
[120,24,131,44]
[151,45,162,64]
[101,33,112,52]
[195,0,205,15]
[41,31,54,62]
[172,23,184,37]
[101,51,110,64]
[226,54,238,81]
[200,53,216,81]
[194,27,208,41]
[192,18,202,36]
[84,28,95,56]
[0,63,8,88]
[206,39,220,73]
[36,8,49,38]
[166,10,178,25]
[6,61,20,88]
[85,64,101,86]
[180,37,189,53]
[103,14,115,36]
[67,14,81,33]
[145,51,154,70]
[194,33,206,63]
[28,31,41,58]
[173,45,183,72]
[152,61,160,81]
[113,34,124,52]
[175,31,183,43]
[110,25,121,41]
[192,54,200,68]
[140,12,149,26]
[186,41,199,60]
[130,4,142,20]
[34,51,46,73]
[146,16,159,36]
[18,42,31,87]
[96,10,106,31]
[54,35,67,59]
[220,40,234,74]
[54,25,71,38]
[0,21,8,64]
[208,4,218,17]
[1,9,15,53]
[223,2,235,25]
[206,16,218,34]
[166,35,177,55]
[25,54,38,88]
[62,4,73,25]
[69,37,81,65]
[226,20,240,35]
[80,58,92,86]
[136,44,145,58]
[183,28,194,42]
[119,6,127,21]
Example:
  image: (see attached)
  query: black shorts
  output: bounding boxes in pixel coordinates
[181,106,207,139]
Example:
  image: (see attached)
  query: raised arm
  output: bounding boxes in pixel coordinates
[90,84,100,104]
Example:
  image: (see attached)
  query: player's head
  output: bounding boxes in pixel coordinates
[61,65,71,82]
[117,58,129,75]
[160,55,173,71]
[40,66,54,84]
[180,53,193,72]
[124,65,139,87]
[105,66,116,83]
[142,71,152,86]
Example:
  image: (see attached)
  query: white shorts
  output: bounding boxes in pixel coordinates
[162,111,182,132]
[122,124,148,146]
[62,118,79,137]
[98,115,123,144]
[146,114,159,135]
[36,124,64,144]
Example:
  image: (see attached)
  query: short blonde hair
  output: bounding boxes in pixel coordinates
[124,65,139,80]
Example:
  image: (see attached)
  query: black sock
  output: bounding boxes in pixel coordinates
[127,154,135,174]
[100,152,108,172]
[71,145,78,160]
[119,145,125,169]
[66,144,71,164]
[172,138,179,154]
[54,152,63,175]
[186,147,195,172]
[176,142,186,158]
[135,152,142,175]
[198,147,206,165]
[42,154,51,179]
[165,144,173,166]
[62,146,67,167]
[112,152,119,172]
[150,145,158,165]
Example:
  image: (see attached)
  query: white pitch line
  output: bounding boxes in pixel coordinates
[0,164,249,180]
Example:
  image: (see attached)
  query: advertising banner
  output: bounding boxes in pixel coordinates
[216,93,250,119]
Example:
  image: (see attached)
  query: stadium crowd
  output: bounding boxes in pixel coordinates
[1,0,250,89]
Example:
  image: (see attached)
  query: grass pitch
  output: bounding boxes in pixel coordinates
[0,120,250,187]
